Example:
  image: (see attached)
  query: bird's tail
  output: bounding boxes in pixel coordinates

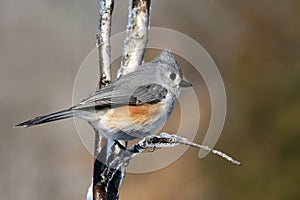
[15,108,76,128]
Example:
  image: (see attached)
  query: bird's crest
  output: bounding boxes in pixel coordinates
[152,49,181,74]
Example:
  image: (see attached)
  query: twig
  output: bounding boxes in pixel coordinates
[117,0,152,78]
[96,0,114,88]
[93,0,115,200]
[107,133,241,172]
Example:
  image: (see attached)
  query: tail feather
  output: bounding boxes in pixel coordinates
[15,108,75,128]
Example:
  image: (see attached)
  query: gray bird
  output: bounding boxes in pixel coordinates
[16,50,192,140]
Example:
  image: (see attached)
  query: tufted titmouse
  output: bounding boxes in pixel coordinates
[15,50,192,140]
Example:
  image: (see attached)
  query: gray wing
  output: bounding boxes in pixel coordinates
[73,83,168,110]
[131,84,168,104]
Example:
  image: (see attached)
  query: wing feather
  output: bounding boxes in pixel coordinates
[73,83,168,111]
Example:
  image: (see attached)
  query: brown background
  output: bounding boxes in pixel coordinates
[1,0,300,199]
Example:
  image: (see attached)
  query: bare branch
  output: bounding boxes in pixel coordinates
[171,135,242,166]
[96,0,114,88]
[108,133,241,171]
[118,0,152,77]
[93,0,115,200]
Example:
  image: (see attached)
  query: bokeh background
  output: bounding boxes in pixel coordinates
[1,0,300,199]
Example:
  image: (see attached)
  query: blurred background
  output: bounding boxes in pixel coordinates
[1,0,300,199]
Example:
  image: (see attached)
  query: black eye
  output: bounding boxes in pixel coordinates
[170,73,176,80]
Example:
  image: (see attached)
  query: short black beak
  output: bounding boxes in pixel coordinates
[179,80,192,88]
